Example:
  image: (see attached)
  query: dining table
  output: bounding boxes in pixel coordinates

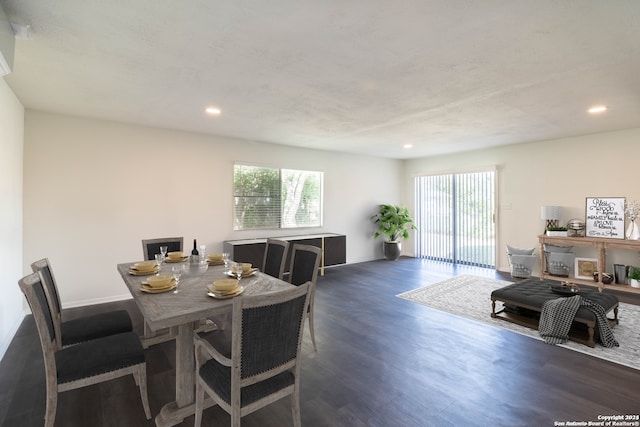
[117,259,294,426]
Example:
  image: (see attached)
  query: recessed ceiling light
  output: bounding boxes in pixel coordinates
[587,105,607,114]
[403,144,413,149]
[205,107,221,115]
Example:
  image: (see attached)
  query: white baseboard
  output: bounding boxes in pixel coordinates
[62,293,133,309]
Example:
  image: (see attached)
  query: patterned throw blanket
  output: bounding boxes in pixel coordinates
[539,295,619,347]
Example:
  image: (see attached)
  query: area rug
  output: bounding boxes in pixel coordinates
[397,275,640,371]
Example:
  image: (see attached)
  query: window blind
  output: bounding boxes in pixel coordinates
[415,170,495,267]
[234,164,323,230]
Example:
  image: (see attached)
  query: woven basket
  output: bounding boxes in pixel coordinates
[545,251,574,277]
[507,253,537,278]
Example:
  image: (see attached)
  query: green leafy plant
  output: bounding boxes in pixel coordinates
[371,204,417,242]
[629,266,640,281]
[546,226,568,231]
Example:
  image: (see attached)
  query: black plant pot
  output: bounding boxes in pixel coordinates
[383,241,401,261]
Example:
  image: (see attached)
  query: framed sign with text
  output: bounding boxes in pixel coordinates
[585,197,625,239]
[575,257,598,280]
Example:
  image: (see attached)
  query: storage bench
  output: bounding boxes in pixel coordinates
[490,278,618,347]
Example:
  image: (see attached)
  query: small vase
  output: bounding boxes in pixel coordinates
[626,219,640,240]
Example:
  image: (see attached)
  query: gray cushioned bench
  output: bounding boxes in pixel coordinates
[490,278,619,347]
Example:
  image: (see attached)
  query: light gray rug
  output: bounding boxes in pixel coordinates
[397,275,640,371]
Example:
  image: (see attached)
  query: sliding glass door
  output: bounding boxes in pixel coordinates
[415,170,496,267]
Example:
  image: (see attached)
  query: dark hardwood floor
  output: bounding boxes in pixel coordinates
[2,258,639,426]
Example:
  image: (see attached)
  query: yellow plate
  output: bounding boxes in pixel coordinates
[207,260,225,266]
[207,280,238,293]
[165,257,188,263]
[129,266,159,276]
[140,282,176,293]
[225,268,258,278]
[206,286,244,299]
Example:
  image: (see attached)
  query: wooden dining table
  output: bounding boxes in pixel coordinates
[117,260,294,426]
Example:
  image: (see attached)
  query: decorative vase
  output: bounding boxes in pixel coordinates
[626,219,640,240]
[630,279,640,288]
[614,264,628,285]
[383,241,401,261]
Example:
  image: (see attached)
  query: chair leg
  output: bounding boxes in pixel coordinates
[308,311,317,351]
[137,364,152,419]
[194,377,205,427]
[291,390,301,427]
[44,390,57,427]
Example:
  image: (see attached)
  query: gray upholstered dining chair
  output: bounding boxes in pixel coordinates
[141,236,183,261]
[18,272,151,427]
[31,258,132,348]
[193,282,312,427]
[141,237,191,343]
[288,244,321,351]
[262,238,290,280]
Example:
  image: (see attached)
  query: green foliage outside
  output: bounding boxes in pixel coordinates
[234,165,322,230]
[234,166,280,229]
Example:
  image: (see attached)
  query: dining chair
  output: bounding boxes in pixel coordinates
[18,272,151,427]
[31,258,132,348]
[141,237,191,344]
[288,244,321,351]
[141,236,183,261]
[262,238,290,280]
[193,282,312,427]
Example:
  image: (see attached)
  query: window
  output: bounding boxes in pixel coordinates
[234,164,323,230]
[415,169,496,267]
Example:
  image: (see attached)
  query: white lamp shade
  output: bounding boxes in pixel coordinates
[541,206,562,220]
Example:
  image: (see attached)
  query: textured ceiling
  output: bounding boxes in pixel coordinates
[2,1,639,159]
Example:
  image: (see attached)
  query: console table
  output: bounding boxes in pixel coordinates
[223,233,346,276]
[538,234,640,294]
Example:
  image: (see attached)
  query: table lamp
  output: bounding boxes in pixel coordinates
[541,205,562,232]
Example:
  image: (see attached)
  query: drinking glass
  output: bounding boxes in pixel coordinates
[172,265,184,293]
[222,252,230,268]
[154,253,163,272]
[234,262,243,283]
[199,245,207,262]
[160,246,168,259]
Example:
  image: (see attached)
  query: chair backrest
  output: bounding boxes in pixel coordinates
[233,282,312,381]
[288,244,321,286]
[262,238,290,280]
[31,258,63,349]
[18,272,59,384]
[141,237,183,261]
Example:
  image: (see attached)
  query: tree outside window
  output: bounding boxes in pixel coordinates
[234,164,323,230]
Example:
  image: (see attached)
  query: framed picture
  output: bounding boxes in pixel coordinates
[585,197,626,239]
[575,257,598,280]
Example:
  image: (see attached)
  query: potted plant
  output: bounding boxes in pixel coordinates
[546,226,568,237]
[371,204,417,260]
[628,266,640,288]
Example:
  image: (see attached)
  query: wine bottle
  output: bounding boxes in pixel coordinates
[190,239,198,263]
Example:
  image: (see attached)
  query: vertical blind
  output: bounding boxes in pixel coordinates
[415,170,496,267]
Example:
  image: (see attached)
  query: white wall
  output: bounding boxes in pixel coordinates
[23,111,402,307]
[404,127,640,274]
[19,108,640,342]
[0,78,24,360]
